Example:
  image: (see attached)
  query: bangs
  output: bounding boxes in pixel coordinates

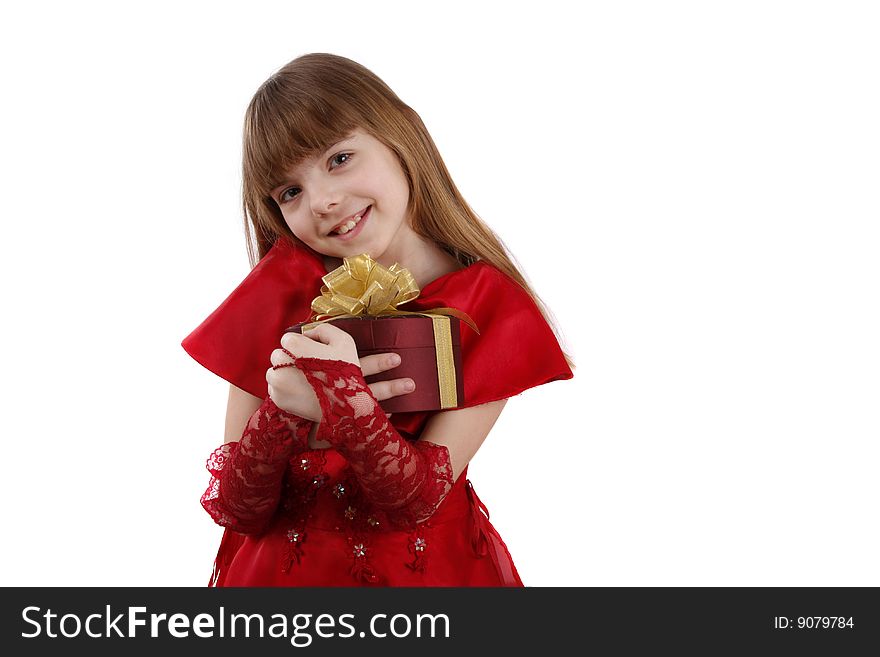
[243,77,361,196]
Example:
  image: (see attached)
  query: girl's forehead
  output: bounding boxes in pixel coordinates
[270,132,360,191]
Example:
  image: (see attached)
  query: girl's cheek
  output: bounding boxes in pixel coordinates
[283,215,305,237]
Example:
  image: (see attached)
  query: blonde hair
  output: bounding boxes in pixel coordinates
[240,53,574,370]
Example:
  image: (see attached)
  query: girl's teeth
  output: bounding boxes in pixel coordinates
[333,212,363,235]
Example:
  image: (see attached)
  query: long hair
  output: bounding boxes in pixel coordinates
[241,53,574,369]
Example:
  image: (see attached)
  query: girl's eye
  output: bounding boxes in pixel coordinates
[277,152,353,204]
[279,186,300,203]
[331,152,353,168]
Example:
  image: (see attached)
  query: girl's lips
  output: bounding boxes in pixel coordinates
[329,205,370,241]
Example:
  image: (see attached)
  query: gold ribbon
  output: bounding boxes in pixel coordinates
[300,253,479,408]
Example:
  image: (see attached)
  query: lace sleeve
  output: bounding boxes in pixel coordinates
[293,357,454,531]
[200,397,313,535]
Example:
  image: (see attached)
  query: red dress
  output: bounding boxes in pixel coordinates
[182,237,573,586]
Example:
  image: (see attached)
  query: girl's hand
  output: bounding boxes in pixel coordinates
[285,323,361,367]
[265,323,416,422]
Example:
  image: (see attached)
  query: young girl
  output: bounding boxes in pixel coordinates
[182,53,574,587]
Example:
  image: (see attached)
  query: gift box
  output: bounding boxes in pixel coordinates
[284,314,464,414]
[282,253,477,415]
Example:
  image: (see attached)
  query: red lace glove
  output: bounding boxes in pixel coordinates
[200,397,313,534]
[292,356,455,530]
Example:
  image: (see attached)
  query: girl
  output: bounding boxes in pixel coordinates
[182,53,574,587]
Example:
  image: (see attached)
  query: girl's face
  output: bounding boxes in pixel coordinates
[271,128,414,261]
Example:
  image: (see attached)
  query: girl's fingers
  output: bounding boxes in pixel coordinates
[359,352,402,377]
[301,323,345,345]
[280,332,307,351]
[367,377,415,401]
[269,347,297,367]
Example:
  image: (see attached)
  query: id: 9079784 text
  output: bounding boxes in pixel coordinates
[773,616,854,630]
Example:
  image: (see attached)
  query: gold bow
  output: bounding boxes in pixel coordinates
[305,253,479,334]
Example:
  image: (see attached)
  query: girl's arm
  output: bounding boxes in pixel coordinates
[204,363,403,533]
[224,384,262,443]
[416,398,507,482]
[225,383,321,446]
[202,389,313,534]
[294,356,508,529]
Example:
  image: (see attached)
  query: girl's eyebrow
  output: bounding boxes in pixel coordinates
[270,135,357,193]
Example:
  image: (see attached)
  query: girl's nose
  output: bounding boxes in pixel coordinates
[310,184,343,217]
[314,201,339,217]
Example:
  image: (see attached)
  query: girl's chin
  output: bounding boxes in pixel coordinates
[317,246,377,266]
[329,240,378,258]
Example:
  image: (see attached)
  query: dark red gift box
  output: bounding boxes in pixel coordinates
[284,315,464,414]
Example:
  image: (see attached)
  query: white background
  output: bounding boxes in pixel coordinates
[1,1,877,586]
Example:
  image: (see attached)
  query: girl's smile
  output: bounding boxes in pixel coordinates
[327,204,371,240]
